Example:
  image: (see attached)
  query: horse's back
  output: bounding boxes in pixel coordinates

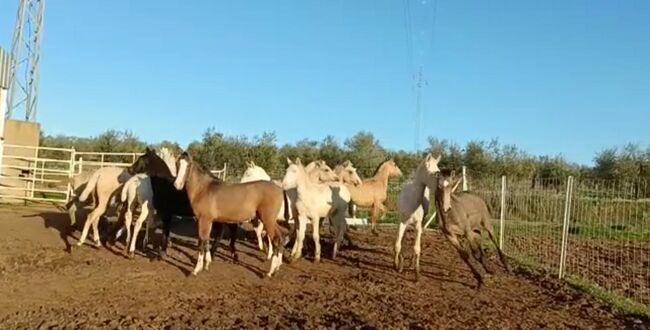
[452,192,491,222]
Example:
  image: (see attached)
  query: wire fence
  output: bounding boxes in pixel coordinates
[472,175,650,309]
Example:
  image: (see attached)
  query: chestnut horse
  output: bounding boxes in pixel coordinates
[174,152,286,277]
[335,159,402,234]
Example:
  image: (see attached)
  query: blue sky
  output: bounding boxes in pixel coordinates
[1,1,648,165]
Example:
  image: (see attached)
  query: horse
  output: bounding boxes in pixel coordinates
[335,159,402,234]
[173,152,286,277]
[127,148,239,261]
[118,173,155,258]
[282,158,351,262]
[74,166,132,248]
[394,153,441,280]
[435,169,509,288]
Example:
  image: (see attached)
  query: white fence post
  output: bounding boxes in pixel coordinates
[66,148,75,202]
[499,175,506,250]
[558,176,574,279]
[462,166,468,191]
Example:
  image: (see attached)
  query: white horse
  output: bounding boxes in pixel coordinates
[282,158,351,262]
[119,173,154,257]
[394,153,441,280]
[114,147,178,256]
[240,160,346,259]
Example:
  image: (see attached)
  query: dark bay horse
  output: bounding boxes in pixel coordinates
[127,148,238,260]
[173,152,285,277]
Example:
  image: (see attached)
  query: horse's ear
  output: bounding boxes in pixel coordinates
[342,160,351,167]
[286,157,293,165]
[296,158,302,166]
[250,160,256,167]
[145,147,151,153]
[435,154,442,163]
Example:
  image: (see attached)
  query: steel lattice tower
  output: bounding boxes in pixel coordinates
[5,0,45,121]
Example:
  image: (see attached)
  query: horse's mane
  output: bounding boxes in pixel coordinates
[156,147,177,177]
[371,160,392,178]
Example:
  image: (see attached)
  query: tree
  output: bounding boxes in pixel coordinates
[344,131,386,177]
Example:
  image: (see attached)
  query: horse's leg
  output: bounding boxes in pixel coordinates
[291,214,308,261]
[67,199,78,230]
[370,204,379,235]
[192,220,212,275]
[252,218,265,251]
[467,230,491,274]
[394,221,407,271]
[227,223,239,263]
[209,223,221,256]
[266,235,273,260]
[311,216,321,263]
[414,218,423,281]
[444,232,483,288]
[77,198,107,247]
[484,220,510,272]
[123,204,133,255]
[128,202,149,258]
[259,209,283,277]
[158,214,172,260]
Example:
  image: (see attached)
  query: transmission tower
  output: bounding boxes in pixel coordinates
[5,0,45,121]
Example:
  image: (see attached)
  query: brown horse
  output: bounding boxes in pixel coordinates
[336,159,402,234]
[435,169,509,288]
[174,152,286,277]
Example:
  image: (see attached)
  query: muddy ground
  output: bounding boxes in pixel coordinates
[0,206,647,329]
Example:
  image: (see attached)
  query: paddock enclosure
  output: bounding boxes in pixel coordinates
[0,206,646,329]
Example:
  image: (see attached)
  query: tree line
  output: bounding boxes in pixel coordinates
[39,128,650,183]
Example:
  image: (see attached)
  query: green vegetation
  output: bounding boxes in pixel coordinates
[39,128,649,187]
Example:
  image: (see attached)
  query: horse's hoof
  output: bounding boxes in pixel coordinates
[314,257,321,263]
[128,252,135,259]
[232,254,239,264]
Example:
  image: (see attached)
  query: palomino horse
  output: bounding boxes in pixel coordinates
[336,159,402,234]
[282,158,351,262]
[74,166,132,248]
[394,153,441,280]
[174,152,286,277]
[435,169,509,288]
[127,148,239,261]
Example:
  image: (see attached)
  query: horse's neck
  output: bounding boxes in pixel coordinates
[185,164,213,203]
[297,170,319,195]
[372,165,391,186]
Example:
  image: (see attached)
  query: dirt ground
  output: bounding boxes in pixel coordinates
[0,206,647,329]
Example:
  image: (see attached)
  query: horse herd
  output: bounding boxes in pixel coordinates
[65,148,509,287]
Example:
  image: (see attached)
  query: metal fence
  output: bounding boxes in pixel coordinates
[0,145,229,204]
[472,175,650,309]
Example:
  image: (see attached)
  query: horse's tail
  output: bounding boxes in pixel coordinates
[282,190,290,221]
[79,170,100,202]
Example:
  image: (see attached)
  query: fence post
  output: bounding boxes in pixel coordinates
[462,166,468,191]
[66,148,75,203]
[558,176,574,279]
[499,175,506,250]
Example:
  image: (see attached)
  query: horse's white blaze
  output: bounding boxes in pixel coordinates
[443,180,449,187]
[174,159,188,190]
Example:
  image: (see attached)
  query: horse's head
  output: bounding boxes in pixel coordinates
[174,151,193,190]
[242,161,271,182]
[312,160,339,183]
[282,157,306,190]
[436,169,462,213]
[385,159,403,178]
[424,153,441,175]
[337,160,363,186]
[129,147,174,180]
